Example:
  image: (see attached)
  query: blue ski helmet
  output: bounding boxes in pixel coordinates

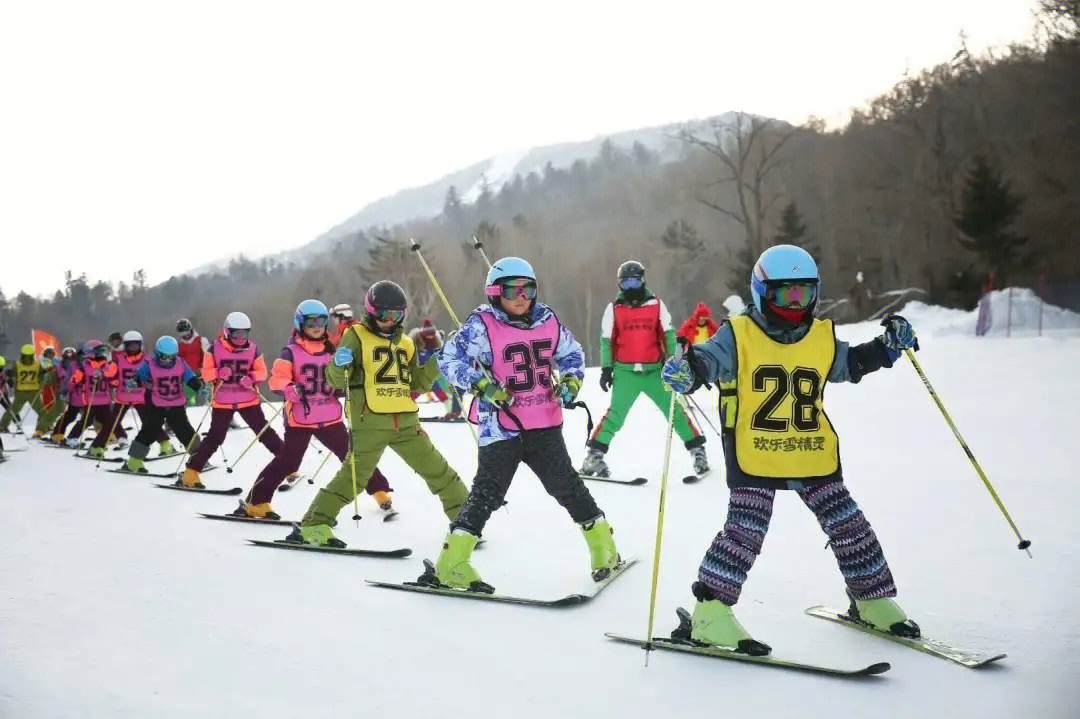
[485,257,536,291]
[155,335,179,366]
[750,245,820,325]
[293,299,329,332]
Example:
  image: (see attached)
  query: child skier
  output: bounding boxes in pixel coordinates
[428,257,619,593]
[67,340,119,456]
[286,286,469,546]
[583,260,708,479]
[244,300,396,521]
[32,347,63,437]
[181,312,284,490]
[113,331,176,458]
[661,244,921,655]
[122,336,204,474]
[50,347,81,444]
[0,344,45,433]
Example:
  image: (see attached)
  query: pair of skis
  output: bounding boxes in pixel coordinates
[579,470,710,486]
[608,605,1005,676]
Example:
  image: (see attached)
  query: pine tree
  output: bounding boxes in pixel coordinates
[771,201,819,261]
[954,155,1029,285]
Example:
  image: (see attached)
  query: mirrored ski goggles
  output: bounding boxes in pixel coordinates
[157,353,178,365]
[226,329,250,340]
[489,279,537,301]
[301,315,329,329]
[372,308,406,324]
[767,281,818,309]
[618,276,644,291]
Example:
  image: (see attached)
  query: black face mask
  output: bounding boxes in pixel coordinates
[622,286,646,303]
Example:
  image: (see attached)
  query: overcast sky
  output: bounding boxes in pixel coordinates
[0,0,1039,299]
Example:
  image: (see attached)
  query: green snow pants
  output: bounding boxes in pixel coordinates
[588,363,703,451]
[34,396,65,433]
[0,390,40,431]
[302,421,468,526]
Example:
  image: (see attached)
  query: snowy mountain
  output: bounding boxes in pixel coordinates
[3,295,1075,718]
[270,112,741,265]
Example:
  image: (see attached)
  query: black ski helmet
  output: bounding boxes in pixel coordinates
[364,281,408,330]
[176,318,193,334]
[618,260,645,282]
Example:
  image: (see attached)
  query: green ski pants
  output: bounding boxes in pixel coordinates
[588,364,702,450]
[302,422,467,526]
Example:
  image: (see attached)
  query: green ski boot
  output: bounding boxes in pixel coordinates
[158,440,176,456]
[88,447,106,459]
[672,598,771,656]
[581,516,620,581]
[849,595,921,638]
[284,523,346,548]
[124,457,148,474]
[426,530,493,593]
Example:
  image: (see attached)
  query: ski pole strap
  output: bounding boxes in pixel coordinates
[566,401,594,442]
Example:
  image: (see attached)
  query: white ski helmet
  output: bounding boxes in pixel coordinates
[122,330,143,344]
[224,312,252,332]
[330,303,354,320]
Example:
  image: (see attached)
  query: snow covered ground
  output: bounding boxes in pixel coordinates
[2,300,1078,718]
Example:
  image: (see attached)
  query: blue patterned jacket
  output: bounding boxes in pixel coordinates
[438,302,585,446]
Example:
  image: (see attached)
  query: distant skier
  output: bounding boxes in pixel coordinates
[583,260,707,479]
[429,257,620,592]
[112,332,174,456]
[176,318,211,406]
[677,301,720,346]
[409,318,462,420]
[121,336,204,474]
[661,244,921,655]
[0,344,45,433]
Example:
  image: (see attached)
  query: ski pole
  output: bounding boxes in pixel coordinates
[77,378,101,442]
[904,348,1032,557]
[345,381,361,522]
[409,239,479,444]
[225,403,285,473]
[471,235,494,268]
[644,385,680,666]
[685,393,722,439]
[307,443,336,485]
[173,382,218,477]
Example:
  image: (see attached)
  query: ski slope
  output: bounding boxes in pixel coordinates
[2,301,1078,718]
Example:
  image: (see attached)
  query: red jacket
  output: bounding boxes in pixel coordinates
[677,302,720,345]
[178,333,207,375]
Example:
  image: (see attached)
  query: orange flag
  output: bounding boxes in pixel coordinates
[32,329,60,357]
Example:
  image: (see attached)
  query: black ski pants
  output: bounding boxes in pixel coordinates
[452,427,601,536]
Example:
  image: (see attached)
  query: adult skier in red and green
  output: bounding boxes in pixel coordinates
[582,260,708,479]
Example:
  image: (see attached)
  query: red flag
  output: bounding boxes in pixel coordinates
[32,329,60,357]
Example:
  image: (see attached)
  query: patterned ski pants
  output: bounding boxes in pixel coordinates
[697,481,897,605]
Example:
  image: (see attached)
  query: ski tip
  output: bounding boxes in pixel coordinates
[864,662,892,675]
[630,477,648,485]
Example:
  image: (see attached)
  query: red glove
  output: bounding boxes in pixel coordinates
[217,366,233,381]
[239,375,254,390]
[283,384,301,403]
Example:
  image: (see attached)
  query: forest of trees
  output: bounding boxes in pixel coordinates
[2,3,1077,363]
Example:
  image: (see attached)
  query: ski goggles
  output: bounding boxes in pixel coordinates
[123,341,143,353]
[618,276,644,291]
[226,329,250,340]
[300,315,329,329]
[488,279,537,301]
[767,281,818,309]
[371,308,406,324]
[156,353,178,366]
